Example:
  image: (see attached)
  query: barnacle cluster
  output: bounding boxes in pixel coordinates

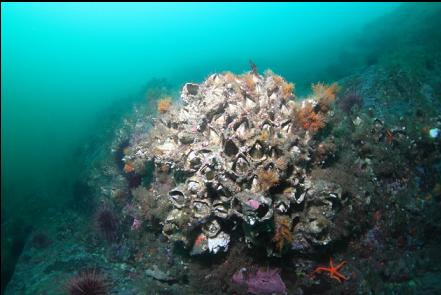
[123,70,346,256]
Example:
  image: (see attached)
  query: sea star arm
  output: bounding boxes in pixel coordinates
[330,273,342,283]
[333,271,348,281]
[312,258,348,283]
[329,257,334,268]
[335,261,347,270]
[314,267,331,273]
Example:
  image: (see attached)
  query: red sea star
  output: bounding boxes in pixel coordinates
[313,257,348,283]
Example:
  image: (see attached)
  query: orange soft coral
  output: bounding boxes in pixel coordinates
[224,71,237,83]
[282,82,295,98]
[243,73,256,92]
[312,82,339,100]
[157,97,172,113]
[123,162,135,173]
[258,130,270,142]
[272,216,294,253]
[257,168,280,191]
[296,102,326,132]
[272,75,295,98]
[312,82,339,112]
[273,74,284,85]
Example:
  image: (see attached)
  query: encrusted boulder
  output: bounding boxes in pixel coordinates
[124,70,345,255]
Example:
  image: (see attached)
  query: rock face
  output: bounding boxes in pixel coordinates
[124,70,347,256]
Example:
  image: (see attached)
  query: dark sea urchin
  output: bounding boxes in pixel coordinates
[94,206,118,242]
[66,269,107,295]
[338,88,363,114]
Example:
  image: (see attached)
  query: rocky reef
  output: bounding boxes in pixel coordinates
[5,38,441,295]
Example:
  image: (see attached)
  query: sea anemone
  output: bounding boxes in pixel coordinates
[94,206,118,242]
[66,269,108,295]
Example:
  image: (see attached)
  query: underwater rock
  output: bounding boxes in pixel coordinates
[30,232,52,249]
[124,70,343,255]
[292,179,343,249]
[145,265,175,282]
[232,267,286,295]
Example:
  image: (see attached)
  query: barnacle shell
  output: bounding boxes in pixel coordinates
[232,154,250,176]
[191,198,212,220]
[202,219,221,238]
[274,195,290,213]
[186,177,205,195]
[212,200,230,219]
[169,187,188,209]
[249,141,267,161]
[233,192,273,225]
[162,209,190,245]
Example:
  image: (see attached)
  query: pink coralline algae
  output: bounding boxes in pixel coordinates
[247,199,261,210]
[232,267,286,295]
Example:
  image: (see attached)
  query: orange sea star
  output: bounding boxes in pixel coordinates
[313,257,348,283]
